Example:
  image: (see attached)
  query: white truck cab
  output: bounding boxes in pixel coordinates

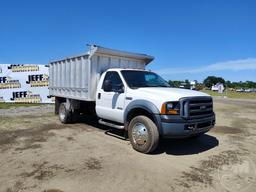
[49,45,215,153]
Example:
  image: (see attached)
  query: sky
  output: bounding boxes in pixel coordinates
[0,0,256,82]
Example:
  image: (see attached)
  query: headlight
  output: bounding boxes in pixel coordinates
[166,103,175,110]
[161,101,180,115]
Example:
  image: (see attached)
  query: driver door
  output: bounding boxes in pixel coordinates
[96,71,126,123]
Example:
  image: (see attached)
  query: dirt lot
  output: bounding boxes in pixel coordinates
[0,99,256,192]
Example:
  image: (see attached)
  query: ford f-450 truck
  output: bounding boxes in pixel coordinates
[49,45,215,153]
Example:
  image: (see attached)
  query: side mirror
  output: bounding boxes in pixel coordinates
[115,84,124,93]
[103,80,112,92]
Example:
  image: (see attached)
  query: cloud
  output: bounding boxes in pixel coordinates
[155,58,256,75]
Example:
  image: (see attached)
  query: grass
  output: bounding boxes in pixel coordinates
[201,90,256,99]
[0,103,46,109]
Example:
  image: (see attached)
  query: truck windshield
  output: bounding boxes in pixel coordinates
[121,70,170,89]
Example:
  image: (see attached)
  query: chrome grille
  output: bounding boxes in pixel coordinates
[180,97,213,119]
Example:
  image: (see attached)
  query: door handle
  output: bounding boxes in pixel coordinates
[98,93,101,99]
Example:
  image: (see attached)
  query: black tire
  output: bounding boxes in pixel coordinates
[58,103,72,124]
[128,115,159,154]
[71,109,80,123]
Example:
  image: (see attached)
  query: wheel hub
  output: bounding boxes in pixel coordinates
[132,123,149,145]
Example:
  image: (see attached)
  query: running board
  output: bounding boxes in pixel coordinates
[98,119,124,129]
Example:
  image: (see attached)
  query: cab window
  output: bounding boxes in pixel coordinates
[102,71,124,92]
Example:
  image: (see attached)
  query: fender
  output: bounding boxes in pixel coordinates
[124,99,162,134]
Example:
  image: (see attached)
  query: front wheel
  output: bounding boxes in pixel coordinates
[128,116,159,154]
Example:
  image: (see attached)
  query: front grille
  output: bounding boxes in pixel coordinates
[180,97,213,119]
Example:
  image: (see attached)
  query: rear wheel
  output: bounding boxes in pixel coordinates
[128,116,159,154]
[71,109,80,123]
[59,103,72,124]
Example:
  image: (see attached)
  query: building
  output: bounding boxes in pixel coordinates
[211,83,225,93]
[190,80,197,90]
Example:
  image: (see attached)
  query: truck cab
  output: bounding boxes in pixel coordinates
[95,68,215,153]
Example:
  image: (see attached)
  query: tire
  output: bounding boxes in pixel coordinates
[128,115,159,154]
[71,109,80,123]
[58,103,72,124]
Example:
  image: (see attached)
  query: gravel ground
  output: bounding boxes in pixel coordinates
[0,105,53,117]
[0,98,256,192]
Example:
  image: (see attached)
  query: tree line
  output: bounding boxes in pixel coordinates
[168,76,256,89]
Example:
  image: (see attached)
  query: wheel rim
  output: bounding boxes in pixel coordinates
[59,104,66,121]
[132,122,149,146]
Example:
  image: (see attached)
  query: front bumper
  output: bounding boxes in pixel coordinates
[159,113,215,138]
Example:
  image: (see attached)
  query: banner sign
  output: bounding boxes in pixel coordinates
[0,64,53,103]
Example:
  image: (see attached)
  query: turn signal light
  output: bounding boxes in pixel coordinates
[161,102,179,115]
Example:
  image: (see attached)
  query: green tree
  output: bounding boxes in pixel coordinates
[225,80,233,88]
[184,79,190,89]
[169,80,183,88]
[203,76,225,88]
[168,80,174,87]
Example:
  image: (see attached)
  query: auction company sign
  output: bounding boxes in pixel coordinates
[0,64,53,103]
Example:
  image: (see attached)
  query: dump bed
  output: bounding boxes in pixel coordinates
[49,45,154,101]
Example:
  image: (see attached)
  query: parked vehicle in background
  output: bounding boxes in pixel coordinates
[236,88,245,92]
[244,89,252,93]
[49,45,215,153]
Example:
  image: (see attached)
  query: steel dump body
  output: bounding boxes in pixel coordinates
[49,45,154,101]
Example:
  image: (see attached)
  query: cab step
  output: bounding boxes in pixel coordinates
[98,119,124,129]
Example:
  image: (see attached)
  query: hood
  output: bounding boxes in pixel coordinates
[133,87,210,101]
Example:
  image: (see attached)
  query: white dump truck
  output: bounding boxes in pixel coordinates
[49,45,215,153]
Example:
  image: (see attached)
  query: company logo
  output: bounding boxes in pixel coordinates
[8,64,39,72]
[218,156,256,191]
[0,76,21,89]
[10,91,42,103]
[26,74,49,87]
[200,105,207,110]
